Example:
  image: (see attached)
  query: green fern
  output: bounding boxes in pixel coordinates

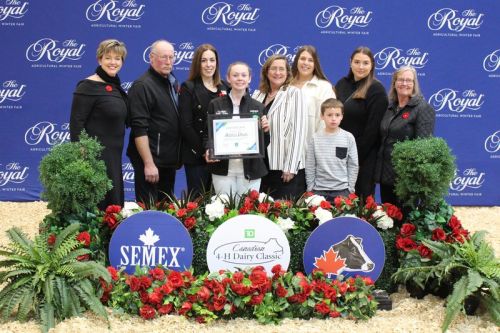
[0,223,110,333]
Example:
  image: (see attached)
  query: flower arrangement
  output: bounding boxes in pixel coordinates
[104,265,377,324]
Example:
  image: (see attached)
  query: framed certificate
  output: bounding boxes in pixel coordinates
[208,113,264,159]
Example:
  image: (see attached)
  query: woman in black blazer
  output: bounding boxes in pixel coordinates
[179,44,228,198]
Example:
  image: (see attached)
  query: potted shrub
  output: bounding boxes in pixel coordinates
[392,231,500,332]
[0,223,111,333]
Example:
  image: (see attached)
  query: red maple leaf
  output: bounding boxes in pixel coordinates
[314,247,346,276]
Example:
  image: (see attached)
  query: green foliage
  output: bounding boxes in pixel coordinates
[392,137,456,210]
[392,231,500,331]
[0,223,111,333]
[39,132,111,216]
[375,228,399,293]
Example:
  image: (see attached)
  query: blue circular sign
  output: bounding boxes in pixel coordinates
[303,216,385,281]
[109,211,193,274]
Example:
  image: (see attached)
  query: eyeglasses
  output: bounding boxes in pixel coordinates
[396,78,414,84]
[151,52,175,62]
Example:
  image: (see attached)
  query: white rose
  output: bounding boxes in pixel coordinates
[120,201,142,219]
[373,210,394,230]
[259,193,274,203]
[305,194,326,207]
[205,200,225,221]
[276,216,295,232]
[314,207,333,225]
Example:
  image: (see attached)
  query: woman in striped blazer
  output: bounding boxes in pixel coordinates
[252,54,307,200]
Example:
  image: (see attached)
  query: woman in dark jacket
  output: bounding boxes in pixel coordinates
[179,44,228,198]
[70,39,128,210]
[375,65,435,207]
[335,46,388,199]
[205,62,267,198]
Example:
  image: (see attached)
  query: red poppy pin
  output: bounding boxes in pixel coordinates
[402,112,410,119]
[219,90,227,97]
[105,85,113,92]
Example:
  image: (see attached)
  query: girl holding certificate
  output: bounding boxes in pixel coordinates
[205,62,267,199]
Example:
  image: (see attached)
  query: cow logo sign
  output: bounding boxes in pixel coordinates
[206,214,290,276]
[109,211,193,274]
[303,216,385,281]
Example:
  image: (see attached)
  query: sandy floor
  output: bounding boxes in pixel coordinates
[0,202,498,333]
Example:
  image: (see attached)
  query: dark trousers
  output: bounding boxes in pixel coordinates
[313,189,350,202]
[130,157,176,207]
[184,164,212,199]
[260,169,306,200]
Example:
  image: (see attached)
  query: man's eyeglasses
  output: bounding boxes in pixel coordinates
[151,52,175,62]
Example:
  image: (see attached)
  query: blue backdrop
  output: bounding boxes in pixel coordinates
[1,0,499,205]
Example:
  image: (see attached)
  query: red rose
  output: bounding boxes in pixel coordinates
[365,195,377,210]
[196,316,206,324]
[275,283,288,298]
[160,281,174,294]
[183,216,196,230]
[348,193,358,200]
[329,310,341,318]
[232,271,244,283]
[303,191,314,198]
[139,304,156,320]
[417,244,433,259]
[76,231,91,247]
[47,234,56,246]
[271,264,284,277]
[400,223,416,237]
[105,85,113,92]
[249,293,265,305]
[149,267,165,281]
[139,276,152,290]
[320,200,332,209]
[127,276,141,292]
[382,203,403,221]
[258,202,270,213]
[431,227,447,241]
[186,201,198,211]
[396,236,417,251]
[139,291,149,304]
[148,290,163,305]
[315,301,331,315]
[197,286,211,302]
[105,205,121,214]
[344,198,352,206]
[448,215,462,230]
[452,228,470,243]
[103,215,118,229]
[334,196,343,208]
[176,208,187,218]
[213,296,226,311]
[249,190,260,200]
[249,269,268,286]
[107,266,119,281]
[168,271,184,289]
[362,276,374,286]
[402,112,410,119]
[178,301,192,315]
[158,303,173,315]
[231,283,251,296]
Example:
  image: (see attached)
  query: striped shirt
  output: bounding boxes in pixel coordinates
[305,128,359,193]
[252,86,307,174]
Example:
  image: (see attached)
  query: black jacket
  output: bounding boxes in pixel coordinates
[179,78,229,165]
[127,67,181,168]
[205,92,268,180]
[375,95,435,185]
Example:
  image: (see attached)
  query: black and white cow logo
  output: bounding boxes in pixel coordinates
[332,235,374,272]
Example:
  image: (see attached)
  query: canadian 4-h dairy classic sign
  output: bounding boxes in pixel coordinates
[206,215,291,276]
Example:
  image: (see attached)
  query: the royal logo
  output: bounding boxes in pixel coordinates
[201,2,259,26]
[142,43,194,66]
[0,162,29,187]
[26,38,85,63]
[428,88,484,113]
[86,0,145,22]
[258,43,297,66]
[24,121,70,146]
[374,47,429,70]
[0,0,29,21]
[0,80,26,103]
[450,168,485,192]
[315,5,372,29]
[483,49,500,72]
[122,162,134,183]
[109,211,193,274]
[427,8,484,32]
[484,130,500,153]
